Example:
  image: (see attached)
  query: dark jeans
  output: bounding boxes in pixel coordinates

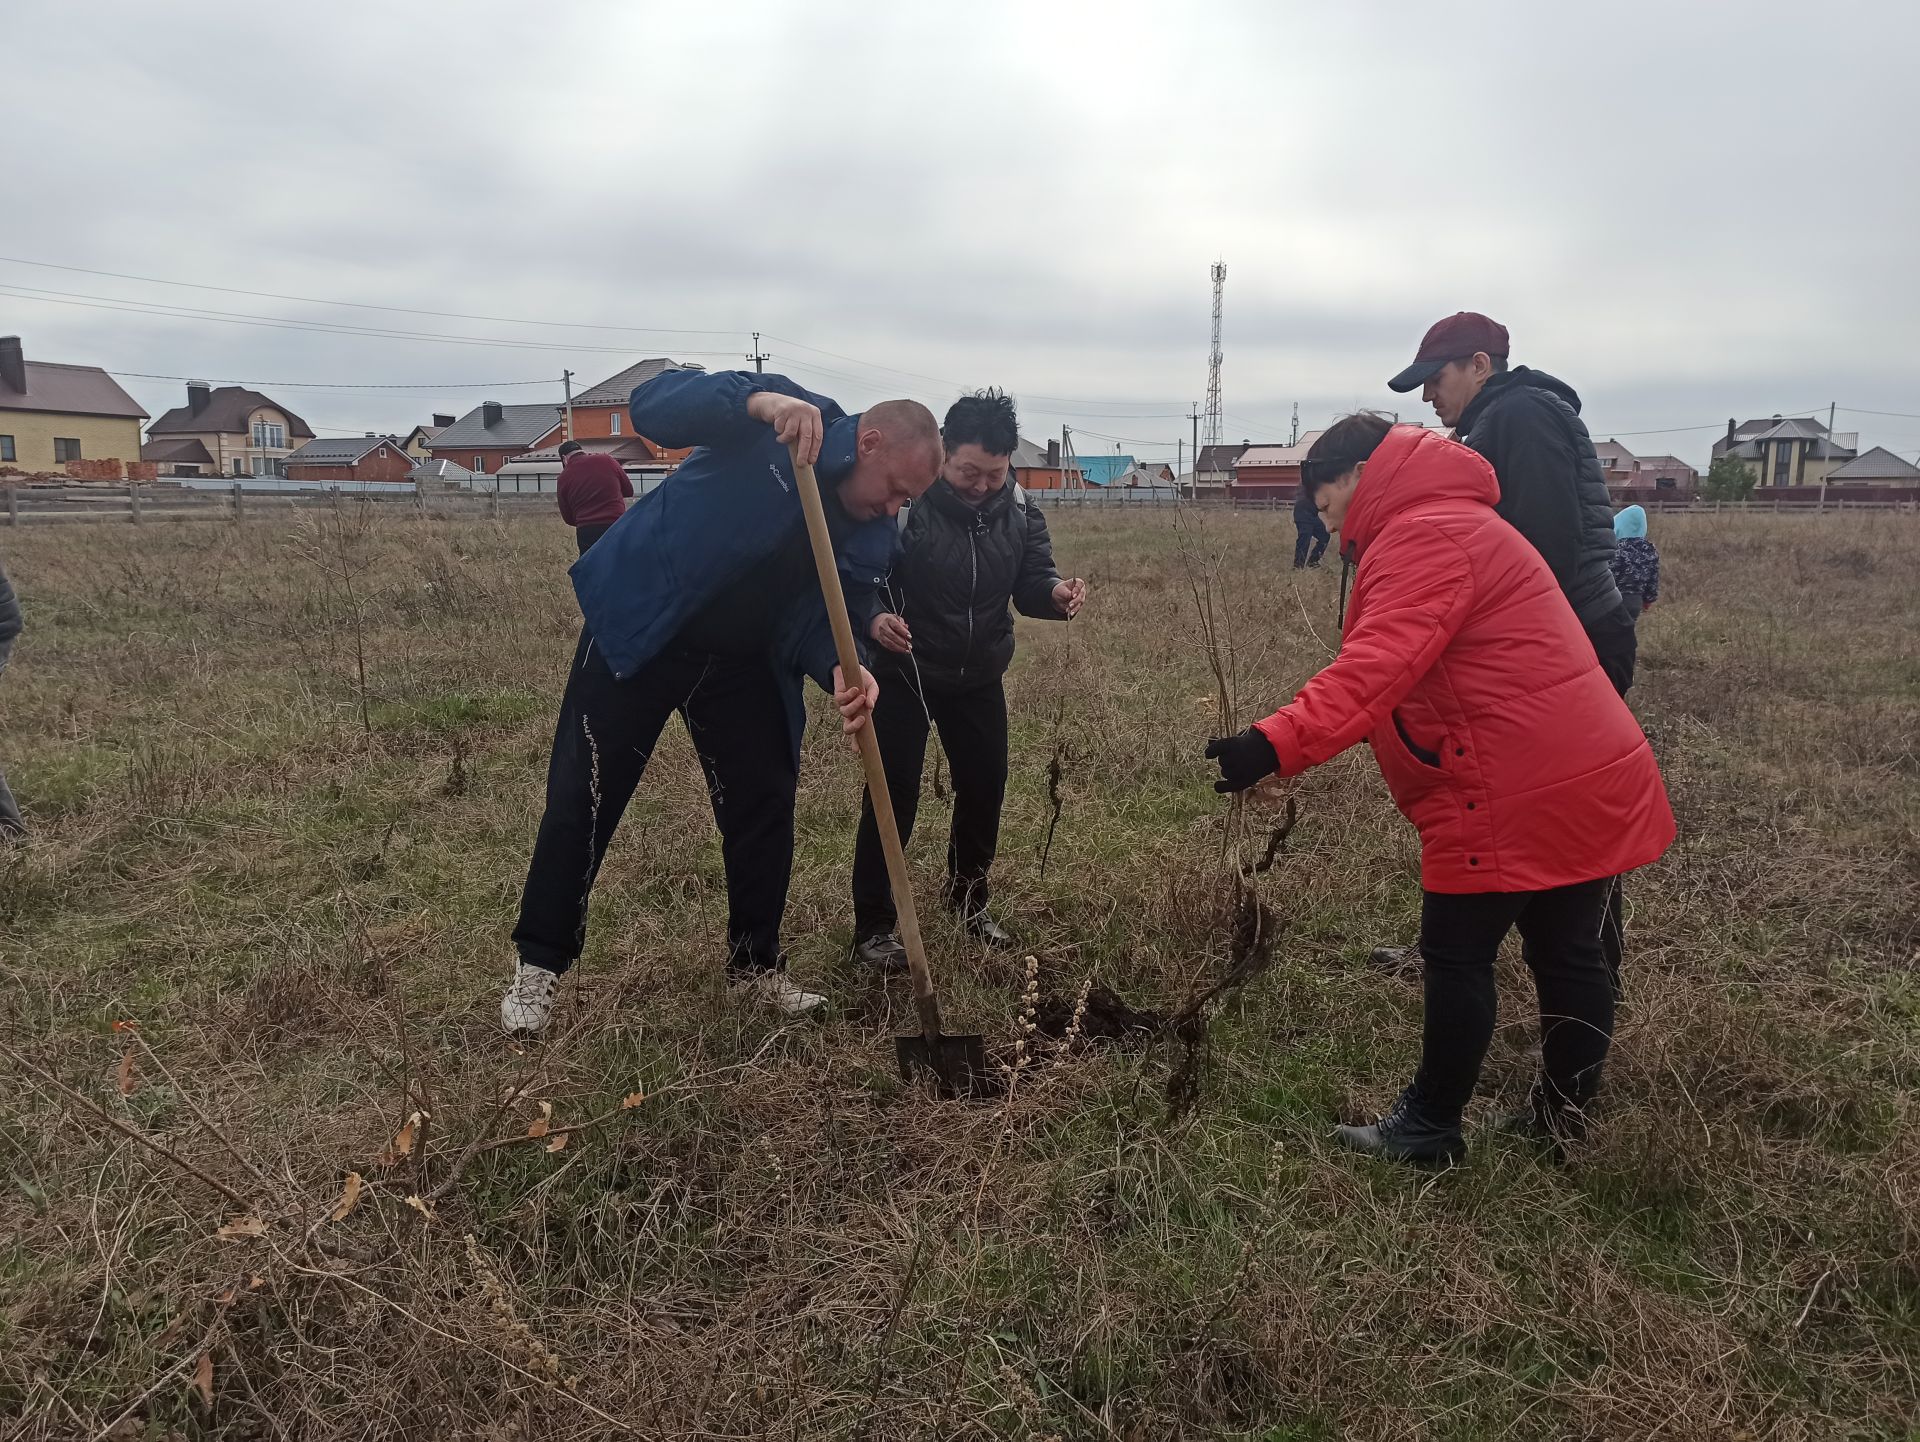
[1293,524,1329,569]
[513,631,797,978]
[852,673,1009,938]
[1413,879,1616,1120]
[575,522,614,555]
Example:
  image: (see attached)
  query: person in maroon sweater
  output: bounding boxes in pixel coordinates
[555,440,634,553]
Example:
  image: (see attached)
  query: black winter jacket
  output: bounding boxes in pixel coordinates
[874,479,1065,691]
[1455,367,1625,629]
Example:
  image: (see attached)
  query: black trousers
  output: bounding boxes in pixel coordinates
[575,521,614,555]
[513,631,797,978]
[852,673,1009,939]
[1413,879,1616,1120]
[1293,522,1329,569]
[1584,601,1639,990]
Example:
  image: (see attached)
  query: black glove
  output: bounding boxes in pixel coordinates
[1205,729,1279,794]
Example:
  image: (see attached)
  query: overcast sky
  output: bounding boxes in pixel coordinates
[6,0,1918,468]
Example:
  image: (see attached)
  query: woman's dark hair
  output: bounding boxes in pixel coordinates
[1300,410,1394,495]
[941,387,1019,458]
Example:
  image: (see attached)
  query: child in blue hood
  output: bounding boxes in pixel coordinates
[1610,505,1660,617]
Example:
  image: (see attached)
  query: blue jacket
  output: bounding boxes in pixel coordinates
[569,369,895,752]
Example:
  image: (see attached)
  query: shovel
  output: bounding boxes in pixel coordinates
[789,445,990,1098]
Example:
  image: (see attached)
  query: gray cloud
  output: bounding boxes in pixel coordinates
[4,0,1917,468]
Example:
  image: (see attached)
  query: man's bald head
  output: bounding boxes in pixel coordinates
[839,399,942,520]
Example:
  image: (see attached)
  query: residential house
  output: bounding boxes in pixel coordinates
[1592,439,1637,485]
[1824,446,1920,486]
[1011,436,1071,490]
[145,382,316,478]
[408,457,478,489]
[1074,454,1136,488]
[0,334,148,473]
[1124,460,1175,485]
[284,434,413,484]
[399,416,455,460]
[1630,454,1699,488]
[560,358,701,467]
[1193,442,1249,489]
[425,401,563,477]
[141,439,217,478]
[1713,415,1858,488]
[1228,431,1328,499]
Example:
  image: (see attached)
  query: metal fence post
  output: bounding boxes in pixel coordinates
[232,483,245,520]
[129,483,142,525]
[5,486,15,527]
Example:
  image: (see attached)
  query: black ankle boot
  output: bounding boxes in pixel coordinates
[1335,1086,1466,1167]
[1493,1083,1589,1160]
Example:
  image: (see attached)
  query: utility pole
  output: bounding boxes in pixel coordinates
[1190,404,1201,483]
[1176,436,1182,482]
[563,369,574,441]
[1290,402,1300,448]
[1820,400,1836,511]
[747,332,769,373]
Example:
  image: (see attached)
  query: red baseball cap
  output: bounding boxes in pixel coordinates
[1388,312,1511,393]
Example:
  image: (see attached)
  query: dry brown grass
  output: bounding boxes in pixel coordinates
[0,506,1915,1440]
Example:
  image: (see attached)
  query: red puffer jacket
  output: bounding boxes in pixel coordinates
[1253,425,1674,893]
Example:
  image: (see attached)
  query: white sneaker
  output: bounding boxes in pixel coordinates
[729,970,829,1018]
[501,961,559,1035]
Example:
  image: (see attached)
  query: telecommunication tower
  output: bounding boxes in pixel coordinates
[1204,262,1226,451]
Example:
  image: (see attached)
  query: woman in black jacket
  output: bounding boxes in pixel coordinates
[850,390,1085,969]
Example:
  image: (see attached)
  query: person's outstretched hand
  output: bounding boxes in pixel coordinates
[1205,729,1279,794]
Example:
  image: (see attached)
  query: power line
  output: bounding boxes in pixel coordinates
[111,369,555,390]
[0,286,744,358]
[0,255,743,337]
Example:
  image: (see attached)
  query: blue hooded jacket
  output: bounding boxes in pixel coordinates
[1613,504,1648,540]
[568,369,896,753]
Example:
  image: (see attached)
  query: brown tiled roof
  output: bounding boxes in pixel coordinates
[140,438,215,465]
[147,386,315,439]
[1195,443,1249,473]
[1,361,148,419]
[572,358,704,407]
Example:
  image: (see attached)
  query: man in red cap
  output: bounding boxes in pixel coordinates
[1389,313,1632,693]
[1387,313,1638,992]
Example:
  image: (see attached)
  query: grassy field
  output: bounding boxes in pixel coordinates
[1,505,1915,1440]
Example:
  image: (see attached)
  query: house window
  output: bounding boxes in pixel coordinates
[253,455,272,477]
[0,435,13,462]
[611,413,622,436]
[251,420,286,449]
[1773,442,1793,487]
[474,455,486,472]
[233,458,246,476]
[54,438,83,462]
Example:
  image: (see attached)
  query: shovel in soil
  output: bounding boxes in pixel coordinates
[789,446,990,1098]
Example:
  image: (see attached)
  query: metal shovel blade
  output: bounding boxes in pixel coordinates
[895,1031,992,1098]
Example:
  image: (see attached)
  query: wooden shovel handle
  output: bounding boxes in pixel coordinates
[788,448,943,1041]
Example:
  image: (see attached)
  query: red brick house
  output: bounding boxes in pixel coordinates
[425,401,564,476]
[561,358,699,466]
[284,434,414,483]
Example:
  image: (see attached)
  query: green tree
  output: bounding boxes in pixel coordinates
[1703,456,1757,501]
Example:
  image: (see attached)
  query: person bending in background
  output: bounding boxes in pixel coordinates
[849,388,1086,970]
[554,439,634,554]
[1610,504,1661,619]
[1206,413,1674,1165]
[1292,483,1330,569]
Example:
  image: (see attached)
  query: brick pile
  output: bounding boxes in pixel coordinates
[64,458,127,481]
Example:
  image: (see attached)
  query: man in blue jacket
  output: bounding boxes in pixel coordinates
[501,369,942,1035]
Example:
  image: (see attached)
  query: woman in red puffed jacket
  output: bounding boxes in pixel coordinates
[1205,412,1675,1166]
